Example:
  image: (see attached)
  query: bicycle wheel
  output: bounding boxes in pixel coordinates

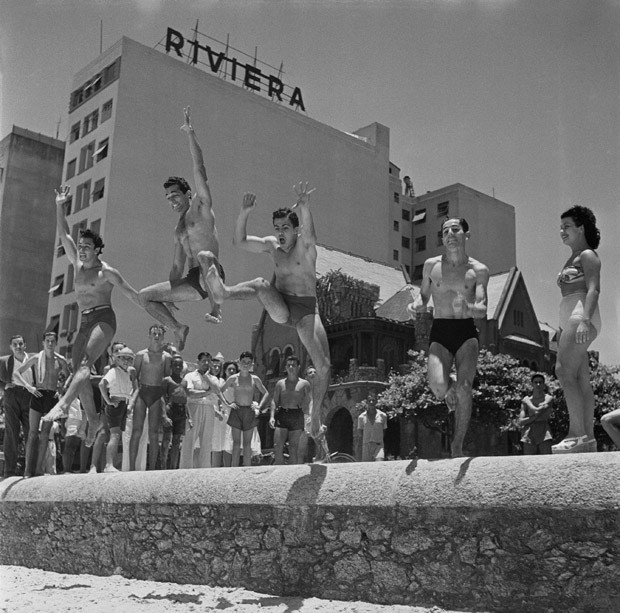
[327,452,356,463]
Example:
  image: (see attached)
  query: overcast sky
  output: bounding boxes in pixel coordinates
[1,0,619,364]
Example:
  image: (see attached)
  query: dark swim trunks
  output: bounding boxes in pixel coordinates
[30,389,58,415]
[227,405,257,432]
[164,403,187,436]
[429,318,479,356]
[274,407,304,431]
[139,384,164,408]
[105,400,128,431]
[173,264,226,300]
[281,293,316,327]
[73,306,117,368]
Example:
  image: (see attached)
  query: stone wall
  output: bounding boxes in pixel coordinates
[1,454,619,612]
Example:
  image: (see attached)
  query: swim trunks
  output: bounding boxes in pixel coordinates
[30,389,57,415]
[164,402,187,436]
[227,404,257,432]
[281,293,316,327]
[105,400,128,431]
[74,306,117,361]
[429,318,478,356]
[173,263,226,300]
[274,407,304,431]
[139,384,164,408]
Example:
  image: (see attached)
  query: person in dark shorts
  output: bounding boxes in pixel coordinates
[517,373,554,455]
[270,355,311,464]
[408,217,489,458]
[161,355,189,469]
[98,346,138,473]
[221,351,269,467]
[16,332,69,477]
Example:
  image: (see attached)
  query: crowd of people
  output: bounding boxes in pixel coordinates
[0,103,612,476]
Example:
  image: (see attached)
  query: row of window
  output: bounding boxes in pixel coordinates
[70,99,113,143]
[400,201,449,223]
[55,218,102,259]
[69,58,121,113]
[59,178,106,221]
[66,137,109,179]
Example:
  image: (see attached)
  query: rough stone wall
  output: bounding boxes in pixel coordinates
[1,456,619,612]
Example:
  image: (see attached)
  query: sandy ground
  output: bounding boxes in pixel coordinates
[0,565,468,613]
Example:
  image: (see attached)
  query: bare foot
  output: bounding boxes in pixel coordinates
[204,305,223,324]
[175,325,190,351]
[84,418,103,448]
[103,465,119,473]
[41,405,66,423]
[88,466,98,474]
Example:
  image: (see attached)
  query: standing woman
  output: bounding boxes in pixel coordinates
[553,206,601,453]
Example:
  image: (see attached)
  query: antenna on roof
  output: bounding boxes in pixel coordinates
[189,19,199,64]
[99,19,103,54]
[55,117,61,140]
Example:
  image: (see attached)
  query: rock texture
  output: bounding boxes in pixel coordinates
[1,455,619,612]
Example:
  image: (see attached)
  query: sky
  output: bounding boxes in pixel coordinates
[1,0,619,364]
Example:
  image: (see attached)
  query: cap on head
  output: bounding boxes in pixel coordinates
[117,347,135,358]
[531,373,545,383]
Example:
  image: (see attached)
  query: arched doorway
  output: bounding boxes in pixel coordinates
[326,407,353,456]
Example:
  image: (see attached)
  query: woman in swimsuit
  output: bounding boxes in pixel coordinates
[553,205,601,454]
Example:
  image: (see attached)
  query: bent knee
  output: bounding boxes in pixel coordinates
[197,250,216,262]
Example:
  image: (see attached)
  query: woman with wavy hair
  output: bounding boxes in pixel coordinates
[553,205,601,453]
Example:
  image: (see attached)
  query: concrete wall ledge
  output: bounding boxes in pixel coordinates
[1,454,619,612]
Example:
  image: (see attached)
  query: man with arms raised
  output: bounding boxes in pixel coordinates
[407,217,489,458]
[43,186,141,446]
[138,107,225,351]
[129,324,172,471]
[207,183,331,438]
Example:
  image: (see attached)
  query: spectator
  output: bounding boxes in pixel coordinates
[357,395,387,462]
[517,373,554,455]
[161,355,189,469]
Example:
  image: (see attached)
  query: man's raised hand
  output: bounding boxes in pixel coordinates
[292,181,316,209]
[55,185,71,206]
[241,192,257,211]
[180,106,194,134]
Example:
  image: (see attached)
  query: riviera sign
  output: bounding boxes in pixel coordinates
[165,27,306,112]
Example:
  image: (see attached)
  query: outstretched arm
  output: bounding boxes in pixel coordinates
[291,182,317,246]
[180,106,213,212]
[233,192,277,254]
[55,186,78,265]
[102,264,141,308]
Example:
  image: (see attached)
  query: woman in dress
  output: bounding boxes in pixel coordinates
[553,206,601,453]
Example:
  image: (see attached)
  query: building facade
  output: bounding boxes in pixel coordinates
[46,35,405,360]
[0,126,64,348]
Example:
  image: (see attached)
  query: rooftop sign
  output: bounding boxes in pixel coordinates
[163,27,306,112]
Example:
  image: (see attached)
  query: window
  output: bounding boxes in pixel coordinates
[415,236,426,252]
[393,249,399,261]
[513,310,524,327]
[69,59,121,112]
[75,180,91,211]
[70,122,80,143]
[401,209,410,221]
[101,99,113,122]
[71,219,88,244]
[437,230,443,246]
[82,110,98,137]
[393,220,399,232]
[46,315,60,336]
[56,239,65,258]
[66,159,77,180]
[92,178,105,202]
[401,236,410,249]
[394,192,400,203]
[48,275,64,297]
[90,219,101,236]
[437,201,449,217]
[94,138,109,162]
[66,264,74,293]
[413,264,424,279]
[78,141,95,173]
[413,209,426,224]
[61,302,79,336]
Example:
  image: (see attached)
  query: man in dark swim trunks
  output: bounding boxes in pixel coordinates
[43,187,142,447]
[138,106,226,351]
[205,183,331,439]
[407,217,489,457]
[129,324,172,471]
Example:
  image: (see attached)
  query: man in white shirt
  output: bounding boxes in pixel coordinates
[357,396,388,462]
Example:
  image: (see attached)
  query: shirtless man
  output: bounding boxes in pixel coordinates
[206,183,331,438]
[270,355,311,464]
[138,107,225,351]
[43,186,142,446]
[221,351,269,467]
[407,217,489,458]
[129,324,172,471]
[17,332,69,477]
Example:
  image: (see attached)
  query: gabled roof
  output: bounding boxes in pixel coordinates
[316,244,406,304]
[486,270,513,320]
[375,288,417,322]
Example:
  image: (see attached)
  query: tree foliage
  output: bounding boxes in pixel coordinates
[373,349,620,444]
